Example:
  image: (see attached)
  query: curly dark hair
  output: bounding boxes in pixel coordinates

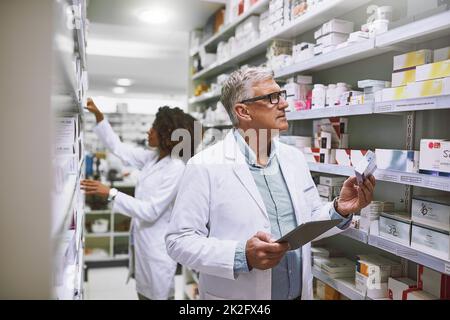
[152,106,198,160]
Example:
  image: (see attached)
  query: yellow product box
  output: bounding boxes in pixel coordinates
[406,77,450,99]
[434,46,450,62]
[391,69,416,87]
[381,86,408,101]
[393,49,432,71]
[415,59,450,81]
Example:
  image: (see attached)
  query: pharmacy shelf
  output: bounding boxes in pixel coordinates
[307,163,450,192]
[308,163,354,176]
[84,256,128,262]
[374,95,450,113]
[312,268,365,300]
[368,234,450,275]
[376,10,450,47]
[85,232,111,238]
[373,169,450,192]
[286,103,373,120]
[52,174,79,238]
[192,0,371,80]
[188,92,221,105]
[275,38,388,78]
[340,227,369,243]
[274,11,450,79]
[335,227,450,275]
[201,0,270,52]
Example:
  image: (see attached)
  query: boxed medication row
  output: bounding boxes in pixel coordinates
[415,59,450,82]
[382,77,450,100]
[320,257,355,279]
[375,149,420,173]
[412,196,450,231]
[417,265,450,300]
[387,277,417,300]
[378,212,412,246]
[314,19,353,39]
[419,139,450,176]
[393,49,433,71]
[317,184,341,198]
[411,222,449,260]
[356,254,402,283]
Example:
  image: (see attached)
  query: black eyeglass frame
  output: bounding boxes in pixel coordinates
[239,90,293,105]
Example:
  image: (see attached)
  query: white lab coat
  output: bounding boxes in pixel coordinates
[166,131,348,300]
[94,120,184,299]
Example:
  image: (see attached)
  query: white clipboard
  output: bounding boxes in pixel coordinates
[276,219,342,250]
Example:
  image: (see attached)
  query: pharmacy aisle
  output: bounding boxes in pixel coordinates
[188,0,450,301]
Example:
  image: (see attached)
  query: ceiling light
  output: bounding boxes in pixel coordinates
[138,7,171,25]
[116,78,133,87]
[113,87,126,94]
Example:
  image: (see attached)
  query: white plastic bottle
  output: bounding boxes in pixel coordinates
[312,84,326,109]
[334,82,347,106]
[326,84,336,107]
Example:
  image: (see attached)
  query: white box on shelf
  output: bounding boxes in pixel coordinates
[412,196,450,232]
[417,265,450,299]
[406,77,450,98]
[335,149,351,166]
[387,277,417,300]
[411,223,449,260]
[355,272,388,299]
[434,46,450,62]
[317,184,340,198]
[375,149,420,173]
[393,49,432,71]
[406,290,438,300]
[356,254,402,283]
[378,213,412,246]
[320,32,349,47]
[419,139,450,175]
[321,257,355,279]
[303,148,336,164]
[391,69,416,87]
[319,176,346,187]
[314,27,322,39]
[319,131,332,149]
[415,60,450,81]
[381,86,408,101]
[321,19,354,36]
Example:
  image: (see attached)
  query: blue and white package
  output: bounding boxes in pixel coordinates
[354,150,377,184]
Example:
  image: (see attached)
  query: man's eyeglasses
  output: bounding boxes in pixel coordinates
[239,90,293,105]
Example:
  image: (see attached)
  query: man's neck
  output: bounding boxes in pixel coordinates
[238,127,275,166]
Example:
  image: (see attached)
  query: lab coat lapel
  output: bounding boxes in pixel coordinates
[223,132,268,219]
[277,146,305,225]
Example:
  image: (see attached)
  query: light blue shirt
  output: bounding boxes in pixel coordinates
[232,130,351,300]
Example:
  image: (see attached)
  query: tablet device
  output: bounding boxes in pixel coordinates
[276,219,342,250]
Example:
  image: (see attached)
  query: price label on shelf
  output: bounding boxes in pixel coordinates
[445,264,450,275]
[375,103,394,112]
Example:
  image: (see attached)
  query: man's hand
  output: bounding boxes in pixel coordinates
[336,175,376,216]
[81,179,110,199]
[85,98,104,123]
[245,231,289,270]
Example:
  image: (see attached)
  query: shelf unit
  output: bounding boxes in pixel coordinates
[0,0,89,299]
[84,209,131,262]
[188,92,221,105]
[312,269,366,300]
[285,95,450,120]
[307,163,450,192]
[187,1,450,301]
[192,0,372,81]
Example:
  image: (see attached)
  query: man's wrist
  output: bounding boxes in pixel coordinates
[334,197,349,217]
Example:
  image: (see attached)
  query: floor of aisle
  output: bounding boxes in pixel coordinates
[84,267,184,300]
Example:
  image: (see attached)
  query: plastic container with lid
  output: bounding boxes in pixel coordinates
[334,82,348,106]
[312,84,326,109]
[326,84,336,107]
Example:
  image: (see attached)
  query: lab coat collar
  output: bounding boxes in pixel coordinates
[232,129,279,168]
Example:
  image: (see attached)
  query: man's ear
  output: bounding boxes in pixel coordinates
[234,103,252,123]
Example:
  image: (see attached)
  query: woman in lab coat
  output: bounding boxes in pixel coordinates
[81,98,196,300]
